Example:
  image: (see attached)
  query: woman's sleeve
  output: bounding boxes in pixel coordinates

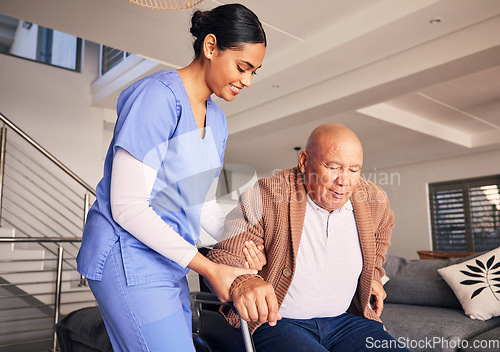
[114,78,179,171]
[110,147,198,267]
[200,179,226,241]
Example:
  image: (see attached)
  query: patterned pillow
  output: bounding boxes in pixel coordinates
[438,246,500,321]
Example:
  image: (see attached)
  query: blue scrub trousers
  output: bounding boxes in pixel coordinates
[88,242,195,352]
[252,314,410,352]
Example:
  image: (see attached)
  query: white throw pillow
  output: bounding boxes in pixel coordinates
[438,246,500,321]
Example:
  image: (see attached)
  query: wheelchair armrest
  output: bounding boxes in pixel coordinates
[195,292,230,306]
[193,292,227,335]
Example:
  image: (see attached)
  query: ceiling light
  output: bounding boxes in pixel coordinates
[429,17,442,25]
[129,0,204,10]
[294,146,302,158]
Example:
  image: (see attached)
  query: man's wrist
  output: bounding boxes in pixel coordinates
[229,275,263,296]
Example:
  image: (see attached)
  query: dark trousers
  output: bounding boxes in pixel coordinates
[252,313,409,352]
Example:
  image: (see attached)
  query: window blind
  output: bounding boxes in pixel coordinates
[429,176,500,253]
[100,46,131,76]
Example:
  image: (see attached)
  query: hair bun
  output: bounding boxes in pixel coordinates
[190,10,210,38]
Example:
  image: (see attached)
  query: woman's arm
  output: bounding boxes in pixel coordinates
[111,147,198,267]
[111,147,257,301]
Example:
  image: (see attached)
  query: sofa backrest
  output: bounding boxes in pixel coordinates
[382,255,477,309]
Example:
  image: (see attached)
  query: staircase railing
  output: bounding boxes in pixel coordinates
[0,112,97,351]
[0,237,94,352]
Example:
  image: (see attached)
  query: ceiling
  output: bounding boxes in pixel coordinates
[1,0,500,175]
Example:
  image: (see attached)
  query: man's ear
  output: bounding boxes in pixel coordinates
[203,34,217,59]
[298,151,308,174]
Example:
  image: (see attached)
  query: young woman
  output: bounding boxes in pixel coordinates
[76,4,267,351]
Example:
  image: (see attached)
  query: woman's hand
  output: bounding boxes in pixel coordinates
[208,263,259,302]
[188,252,257,302]
[243,241,267,270]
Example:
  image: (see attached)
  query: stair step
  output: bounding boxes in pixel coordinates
[0,242,45,272]
[0,228,15,237]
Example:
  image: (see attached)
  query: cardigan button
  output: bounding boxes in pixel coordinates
[282,268,292,277]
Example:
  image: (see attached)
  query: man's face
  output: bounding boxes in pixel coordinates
[299,138,363,212]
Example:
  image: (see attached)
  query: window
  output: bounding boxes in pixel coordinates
[100,45,131,76]
[429,175,500,253]
[0,14,82,71]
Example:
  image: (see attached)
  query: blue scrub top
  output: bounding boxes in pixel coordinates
[77,70,228,285]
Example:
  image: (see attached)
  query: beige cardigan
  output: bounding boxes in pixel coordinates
[206,167,394,332]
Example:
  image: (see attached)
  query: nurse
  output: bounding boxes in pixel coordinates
[76,3,267,351]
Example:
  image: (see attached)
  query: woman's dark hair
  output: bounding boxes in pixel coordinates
[190,3,267,58]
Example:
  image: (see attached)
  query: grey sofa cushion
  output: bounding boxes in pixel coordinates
[383,255,473,309]
[461,326,500,351]
[381,304,500,352]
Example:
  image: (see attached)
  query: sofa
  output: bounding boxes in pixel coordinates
[380,255,500,352]
[57,254,500,352]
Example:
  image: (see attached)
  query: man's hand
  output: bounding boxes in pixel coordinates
[370,279,387,317]
[188,252,257,303]
[232,277,282,326]
[243,241,267,270]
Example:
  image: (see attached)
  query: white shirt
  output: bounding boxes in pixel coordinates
[279,195,363,319]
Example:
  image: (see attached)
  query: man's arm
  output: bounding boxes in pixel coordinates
[363,184,393,317]
[206,183,281,326]
[372,187,394,284]
[206,183,266,291]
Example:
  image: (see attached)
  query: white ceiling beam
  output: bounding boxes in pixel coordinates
[227,15,500,136]
[357,103,472,148]
[471,129,500,148]
[258,0,441,80]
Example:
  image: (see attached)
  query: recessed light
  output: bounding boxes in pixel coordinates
[429,17,442,25]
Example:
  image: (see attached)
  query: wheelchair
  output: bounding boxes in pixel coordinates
[192,246,256,352]
[56,245,255,352]
[192,291,256,352]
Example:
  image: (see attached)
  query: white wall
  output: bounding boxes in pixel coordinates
[0,40,106,189]
[374,149,500,259]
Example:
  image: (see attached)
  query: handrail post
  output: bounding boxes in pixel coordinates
[83,192,91,228]
[78,192,91,287]
[0,125,7,223]
[53,244,64,352]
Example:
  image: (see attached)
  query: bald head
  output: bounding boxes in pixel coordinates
[298,123,363,211]
[305,123,363,161]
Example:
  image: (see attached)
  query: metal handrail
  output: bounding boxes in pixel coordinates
[5,139,83,206]
[0,112,96,196]
[5,151,82,210]
[0,113,97,352]
[0,237,81,243]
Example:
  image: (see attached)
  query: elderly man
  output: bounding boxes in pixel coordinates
[207,123,407,351]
